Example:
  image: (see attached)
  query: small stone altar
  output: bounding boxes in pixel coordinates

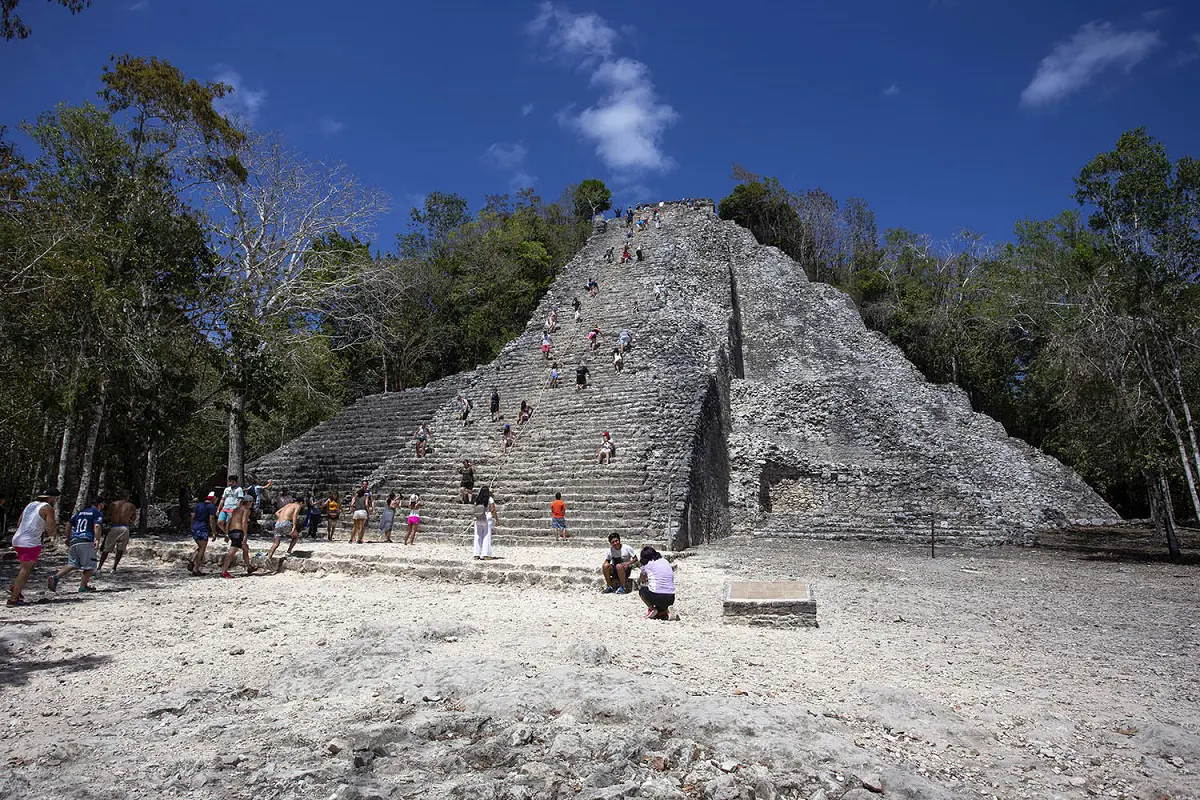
[723,581,817,628]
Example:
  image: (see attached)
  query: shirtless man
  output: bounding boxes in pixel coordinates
[220,496,256,579]
[97,490,137,573]
[266,497,302,559]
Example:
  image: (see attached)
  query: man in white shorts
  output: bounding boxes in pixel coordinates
[98,490,137,573]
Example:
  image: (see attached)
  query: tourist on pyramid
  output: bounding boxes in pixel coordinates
[7,489,58,606]
[601,533,636,594]
[635,246,643,262]
[550,492,568,541]
[588,325,601,351]
[216,475,244,534]
[587,278,599,296]
[638,546,675,619]
[572,296,582,313]
[266,497,302,559]
[458,460,475,504]
[541,331,552,360]
[518,400,534,425]
[548,362,561,388]
[621,244,631,264]
[574,306,583,324]
[575,362,590,390]
[188,492,217,576]
[618,329,632,353]
[379,492,399,543]
[348,486,370,544]
[546,307,558,332]
[219,496,256,578]
[413,423,430,458]
[612,347,623,373]
[48,497,105,594]
[596,431,615,464]
[489,388,501,421]
[604,246,614,262]
[472,486,497,559]
[322,492,340,540]
[456,392,473,426]
[501,423,517,452]
[405,494,421,545]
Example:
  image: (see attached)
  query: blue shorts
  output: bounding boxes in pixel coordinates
[551,518,567,530]
[217,510,232,523]
[192,530,210,542]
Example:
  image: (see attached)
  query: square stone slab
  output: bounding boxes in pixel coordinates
[723,581,817,628]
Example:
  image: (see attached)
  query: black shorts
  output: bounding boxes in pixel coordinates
[228,530,246,548]
[639,586,674,614]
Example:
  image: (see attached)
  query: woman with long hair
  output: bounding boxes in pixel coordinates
[379,492,399,543]
[637,546,675,620]
[472,485,497,560]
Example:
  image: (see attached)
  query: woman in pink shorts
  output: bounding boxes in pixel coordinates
[404,494,421,546]
[8,489,59,607]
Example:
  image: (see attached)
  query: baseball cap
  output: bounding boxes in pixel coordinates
[36,488,61,498]
[206,492,216,501]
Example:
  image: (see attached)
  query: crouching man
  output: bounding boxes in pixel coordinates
[601,533,637,594]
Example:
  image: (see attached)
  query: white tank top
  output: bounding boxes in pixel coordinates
[12,501,49,548]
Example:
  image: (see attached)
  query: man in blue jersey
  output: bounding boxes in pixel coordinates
[189,492,218,575]
[48,497,106,593]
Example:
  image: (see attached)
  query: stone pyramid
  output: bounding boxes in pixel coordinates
[250,201,1115,550]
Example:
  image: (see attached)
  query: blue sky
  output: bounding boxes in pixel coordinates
[2,0,1198,248]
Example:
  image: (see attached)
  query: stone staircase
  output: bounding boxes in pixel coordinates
[252,203,734,553]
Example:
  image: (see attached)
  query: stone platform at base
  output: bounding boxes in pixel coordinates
[722,581,817,628]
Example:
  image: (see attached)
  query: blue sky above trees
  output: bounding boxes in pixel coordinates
[2,0,1197,245]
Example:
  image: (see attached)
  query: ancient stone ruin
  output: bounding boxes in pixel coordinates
[251,201,1115,551]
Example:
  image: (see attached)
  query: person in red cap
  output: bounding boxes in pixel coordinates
[188,491,219,575]
[596,431,615,464]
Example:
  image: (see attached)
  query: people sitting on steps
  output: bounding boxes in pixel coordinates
[638,546,675,620]
[518,400,534,425]
[596,430,615,464]
[587,278,599,296]
[501,423,517,453]
[601,533,637,594]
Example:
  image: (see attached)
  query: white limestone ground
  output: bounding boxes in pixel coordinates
[2,539,1198,800]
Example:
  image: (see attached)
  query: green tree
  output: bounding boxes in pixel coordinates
[570,178,611,220]
[1,0,90,41]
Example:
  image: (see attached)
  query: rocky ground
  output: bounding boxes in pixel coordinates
[1,534,1198,800]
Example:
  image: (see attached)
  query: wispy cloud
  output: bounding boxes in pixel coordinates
[882,82,900,97]
[521,103,534,117]
[527,3,677,175]
[213,68,267,123]
[128,0,150,10]
[1020,21,1161,108]
[318,116,345,137]
[481,142,536,191]
[1142,7,1171,24]
[1177,32,1200,66]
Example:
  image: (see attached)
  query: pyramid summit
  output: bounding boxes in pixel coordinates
[250,200,1115,549]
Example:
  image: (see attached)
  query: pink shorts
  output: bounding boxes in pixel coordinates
[407,514,420,525]
[14,546,42,563]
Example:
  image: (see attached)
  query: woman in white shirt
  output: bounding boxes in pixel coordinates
[637,546,675,620]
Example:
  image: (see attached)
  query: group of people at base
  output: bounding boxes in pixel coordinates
[599,532,675,620]
[7,487,139,606]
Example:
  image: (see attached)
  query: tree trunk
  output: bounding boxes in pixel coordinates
[97,465,108,498]
[55,416,75,519]
[1168,343,1200,511]
[73,383,107,513]
[382,350,389,393]
[145,445,158,502]
[1148,472,1182,563]
[227,392,246,482]
[1139,344,1200,520]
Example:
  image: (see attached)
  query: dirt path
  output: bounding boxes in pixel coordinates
[1,536,1197,799]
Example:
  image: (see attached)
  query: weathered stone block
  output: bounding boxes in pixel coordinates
[722,581,817,628]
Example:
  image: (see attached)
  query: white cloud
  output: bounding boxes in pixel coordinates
[521,103,534,117]
[318,116,345,137]
[1020,21,1162,108]
[482,142,528,171]
[1142,8,1171,24]
[1177,32,1200,66]
[213,68,267,122]
[128,0,150,10]
[482,142,536,191]
[882,82,900,97]
[528,4,677,175]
